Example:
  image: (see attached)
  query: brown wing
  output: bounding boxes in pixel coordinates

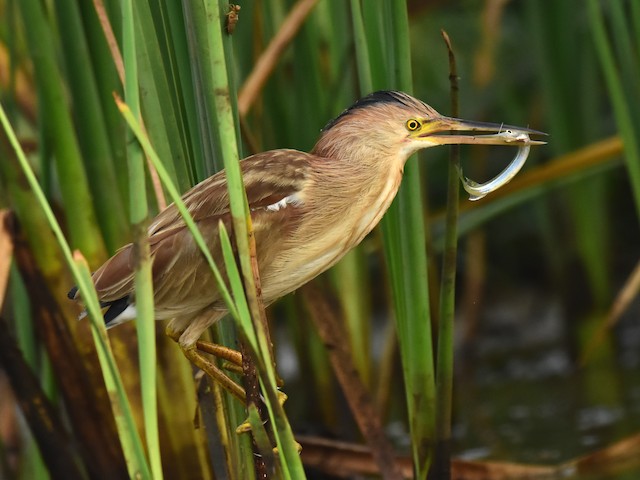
[147,149,308,235]
[83,149,313,307]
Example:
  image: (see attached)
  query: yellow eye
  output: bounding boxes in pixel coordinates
[406,119,421,131]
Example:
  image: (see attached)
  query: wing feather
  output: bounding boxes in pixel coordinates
[82,149,313,308]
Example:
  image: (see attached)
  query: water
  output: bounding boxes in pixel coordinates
[452,289,640,478]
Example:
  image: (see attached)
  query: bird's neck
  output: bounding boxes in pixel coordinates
[309,141,409,247]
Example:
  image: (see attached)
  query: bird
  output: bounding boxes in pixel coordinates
[68,90,543,399]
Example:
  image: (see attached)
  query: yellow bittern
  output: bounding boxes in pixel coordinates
[68,91,542,398]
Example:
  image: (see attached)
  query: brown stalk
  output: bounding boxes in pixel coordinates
[301,281,403,480]
[0,43,37,124]
[580,257,640,364]
[0,316,86,480]
[298,435,559,480]
[568,432,640,477]
[91,0,124,85]
[239,339,268,479]
[240,218,274,477]
[93,1,166,210]
[299,435,413,478]
[237,0,320,117]
[434,28,460,480]
[473,0,509,89]
[8,213,128,479]
[0,210,13,311]
[246,220,273,361]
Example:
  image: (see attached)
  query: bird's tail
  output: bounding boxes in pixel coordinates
[67,285,132,328]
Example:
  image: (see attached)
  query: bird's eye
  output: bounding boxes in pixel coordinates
[406,119,421,131]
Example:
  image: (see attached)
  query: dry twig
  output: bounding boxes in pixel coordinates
[238,0,320,116]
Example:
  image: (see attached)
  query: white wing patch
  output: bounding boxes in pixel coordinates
[106,304,138,329]
[77,303,138,328]
[265,194,302,212]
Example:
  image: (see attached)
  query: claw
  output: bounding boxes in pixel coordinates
[196,340,243,365]
[273,441,302,456]
[236,390,289,435]
[221,361,244,374]
[236,419,254,434]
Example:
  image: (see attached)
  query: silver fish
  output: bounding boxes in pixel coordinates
[458,130,531,201]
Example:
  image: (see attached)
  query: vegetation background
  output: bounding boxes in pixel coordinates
[1,0,640,479]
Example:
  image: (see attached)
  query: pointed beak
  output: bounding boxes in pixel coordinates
[416,116,547,146]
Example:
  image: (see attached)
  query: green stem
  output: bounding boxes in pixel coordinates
[435,30,460,480]
[350,0,373,94]
[117,104,301,478]
[587,0,640,221]
[16,0,106,263]
[205,1,305,476]
[54,0,129,252]
[0,100,151,480]
[116,98,239,321]
[122,0,162,478]
[377,2,435,478]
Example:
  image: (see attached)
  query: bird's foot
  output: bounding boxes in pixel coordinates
[196,339,285,386]
[196,340,243,366]
[180,343,247,401]
[166,324,287,438]
[273,441,303,456]
[166,325,246,399]
[196,340,246,374]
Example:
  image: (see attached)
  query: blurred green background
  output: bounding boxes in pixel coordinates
[1,0,640,479]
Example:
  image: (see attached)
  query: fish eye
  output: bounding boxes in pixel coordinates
[406,119,421,131]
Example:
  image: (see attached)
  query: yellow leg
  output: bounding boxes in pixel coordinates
[182,344,246,401]
[220,361,245,375]
[165,318,285,422]
[196,340,243,366]
[195,340,247,375]
[166,324,246,401]
[196,339,284,386]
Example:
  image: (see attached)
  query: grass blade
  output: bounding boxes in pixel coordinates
[118,102,302,479]
[16,0,106,262]
[376,2,436,477]
[204,3,306,476]
[54,0,129,252]
[115,97,238,318]
[587,0,640,220]
[121,0,162,477]
[0,100,151,480]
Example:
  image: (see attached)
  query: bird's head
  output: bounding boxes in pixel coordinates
[312,91,544,166]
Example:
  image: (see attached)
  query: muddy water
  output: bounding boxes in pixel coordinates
[453,289,640,478]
